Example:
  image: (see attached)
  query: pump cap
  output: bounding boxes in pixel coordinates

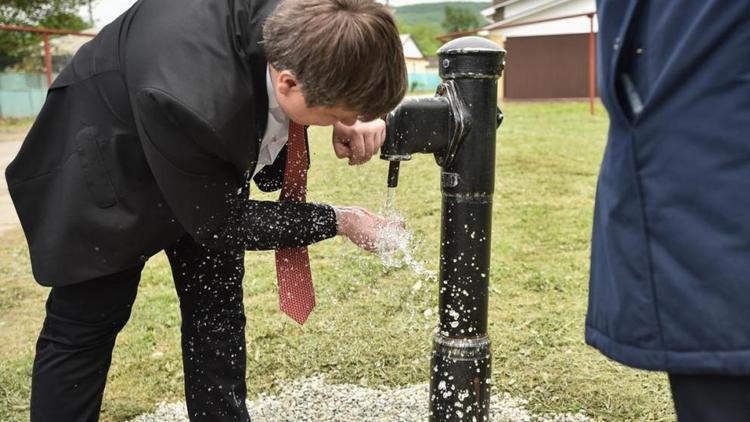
[438,36,505,55]
[437,36,506,80]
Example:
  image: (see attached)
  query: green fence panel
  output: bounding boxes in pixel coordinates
[0,70,442,117]
[0,72,49,118]
[408,72,442,93]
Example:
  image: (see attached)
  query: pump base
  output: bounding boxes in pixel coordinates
[429,333,492,421]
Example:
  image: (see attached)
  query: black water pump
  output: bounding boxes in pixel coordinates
[381,36,505,422]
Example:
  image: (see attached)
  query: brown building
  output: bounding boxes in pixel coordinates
[479,0,597,100]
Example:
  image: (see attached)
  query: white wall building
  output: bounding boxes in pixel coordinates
[400,34,429,74]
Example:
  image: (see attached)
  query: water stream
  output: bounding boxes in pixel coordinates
[384,187,397,214]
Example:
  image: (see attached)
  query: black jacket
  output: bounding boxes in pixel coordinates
[5,0,337,287]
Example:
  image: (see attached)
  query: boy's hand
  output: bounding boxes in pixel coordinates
[334,206,400,252]
[332,119,386,165]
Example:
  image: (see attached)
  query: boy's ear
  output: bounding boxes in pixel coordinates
[276,70,301,96]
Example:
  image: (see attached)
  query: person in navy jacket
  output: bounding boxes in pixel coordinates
[587,1,750,419]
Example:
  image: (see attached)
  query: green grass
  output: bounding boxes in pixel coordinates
[0,102,674,421]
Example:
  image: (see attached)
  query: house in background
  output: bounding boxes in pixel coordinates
[439,0,597,101]
[400,34,440,93]
[481,0,597,100]
[401,34,428,74]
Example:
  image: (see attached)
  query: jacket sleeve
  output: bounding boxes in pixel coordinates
[133,88,338,250]
[210,196,338,251]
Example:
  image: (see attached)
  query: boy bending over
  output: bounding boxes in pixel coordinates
[5,0,407,419]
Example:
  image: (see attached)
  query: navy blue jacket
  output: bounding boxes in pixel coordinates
[586,0,750,374]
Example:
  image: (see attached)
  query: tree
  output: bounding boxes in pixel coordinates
[442,6,480,33]
[397,20,441,57]
[0,0,90,70]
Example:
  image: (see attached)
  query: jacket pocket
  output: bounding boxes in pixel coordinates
[76,127,118,208]
[587,124,662,349]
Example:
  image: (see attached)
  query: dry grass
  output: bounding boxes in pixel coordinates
[0,117,33,135]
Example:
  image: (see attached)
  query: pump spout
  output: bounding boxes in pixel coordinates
[380,81,471,191]
[387,161,400,188]
[380,96,451,162]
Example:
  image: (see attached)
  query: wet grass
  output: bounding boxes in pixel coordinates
[0,102,674,421]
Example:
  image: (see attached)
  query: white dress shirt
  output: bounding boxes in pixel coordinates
[253,66,290,177]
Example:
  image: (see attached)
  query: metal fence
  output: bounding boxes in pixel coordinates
[0,72,49,118]
[0,70,443,118]
[0,24,95,118]
[0,23,441,117]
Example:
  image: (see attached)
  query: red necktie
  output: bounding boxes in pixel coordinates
[275,121,315,325]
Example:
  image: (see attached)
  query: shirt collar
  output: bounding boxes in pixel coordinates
[266,65,279,111]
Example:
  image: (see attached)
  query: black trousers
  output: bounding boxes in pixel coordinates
[670,373,750,422]
[30,234,250,421]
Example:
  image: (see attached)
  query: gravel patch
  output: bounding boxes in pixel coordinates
[131,375,590,421]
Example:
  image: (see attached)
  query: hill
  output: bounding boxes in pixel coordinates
[393,1,491,56]
[394,2,491,28]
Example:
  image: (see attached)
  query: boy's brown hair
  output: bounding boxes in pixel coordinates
[263,0,407,120]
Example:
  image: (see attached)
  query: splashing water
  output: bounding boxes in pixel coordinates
[375,188,436,281]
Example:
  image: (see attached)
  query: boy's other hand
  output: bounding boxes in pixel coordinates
[332,119,386,166]
[334,206,401,252]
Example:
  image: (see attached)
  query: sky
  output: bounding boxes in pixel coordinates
[81,0,488,28]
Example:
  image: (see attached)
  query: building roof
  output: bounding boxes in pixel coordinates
[484,0,571,30]
[480,0,524,18]
[484,0,596,37]
[400,34,426,60]
[438,0,595,41]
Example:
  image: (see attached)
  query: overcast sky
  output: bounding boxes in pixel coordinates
[81,0,488,28]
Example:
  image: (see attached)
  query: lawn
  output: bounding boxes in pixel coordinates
[0,102,674,421]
